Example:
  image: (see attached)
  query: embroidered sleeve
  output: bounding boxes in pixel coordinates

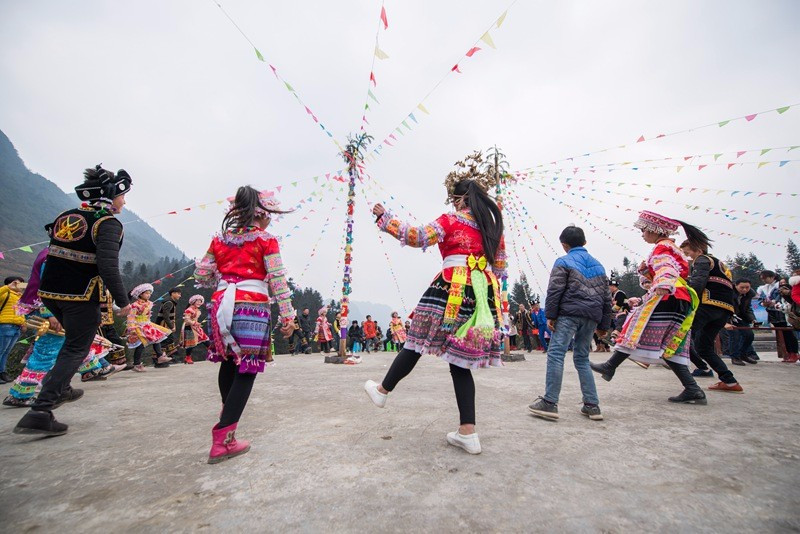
[194,240,220,288]
[263,238,295,322]
[493,235,508,280]
[648,245,683,294]
[377,210,445,251]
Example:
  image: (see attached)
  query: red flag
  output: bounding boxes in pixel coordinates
[380,6,388,29]
[636,135,645,143]
[452,64,461,73]
[168,211,177,215]
[369,71,376,86]
[466,47,481,57]
[727,163,736,169]
[698,165,707,170]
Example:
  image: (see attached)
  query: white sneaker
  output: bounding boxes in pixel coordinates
[364,379,387,408]
[446,431,482,455]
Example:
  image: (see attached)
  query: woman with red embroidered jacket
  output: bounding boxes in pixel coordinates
[194,186,295,464]
[590,211,707,405]
[364,170,507,455]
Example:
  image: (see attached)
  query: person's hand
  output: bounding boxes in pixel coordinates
[372,203,386,218]
[638,261,647,272]
[116,304,132,317]
[547,319,556,332]
[595,329,607,338]
[724,323,735,331]
[20,323,27,333]
[655,288,669,297]
[48,317,63,333]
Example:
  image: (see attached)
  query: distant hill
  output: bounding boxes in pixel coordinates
[348,300,397,330]
[0,129,186,277]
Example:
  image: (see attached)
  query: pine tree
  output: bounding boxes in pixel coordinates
[786,239,800,273]
[727,252,765,284]
[509,275,537,314]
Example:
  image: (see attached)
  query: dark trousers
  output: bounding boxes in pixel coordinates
[689,306,736,384]
[521,331,532,351]
[729,327,756,358]
[381,348,476,425]
[218,358,257,427]
[771,321,799,354]
[33,298,102,413]
[133,342,163,365]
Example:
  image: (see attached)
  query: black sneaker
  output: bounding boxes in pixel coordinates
[691,368,714,378]
[0,371,11,384]
[580,404,603,421]
[743,356,758,364]
[13,410,69,436]
[528,397,559,420]
[52,387,84,409]
[730,358,746,366]
[668,389,707,405]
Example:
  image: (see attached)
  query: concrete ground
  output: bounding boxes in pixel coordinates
[0,351,798,533]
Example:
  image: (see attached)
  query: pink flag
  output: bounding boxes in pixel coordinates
[736,151,746,157]
[380,6,388,29]
[727,163,736,169]
[745,114,757,121]
[452,64,461,73]
[276,185,282,192]
[698,165,707,171]
[636,135,645,143]
[370,71,376,86]
[168,211,177,215]
[466,47,481,57]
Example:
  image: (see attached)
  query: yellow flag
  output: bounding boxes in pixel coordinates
[374,46,389,59]
[496,10,508,28]
[757,162,769,169]
[480,32,496,49]
[417,103,430,115]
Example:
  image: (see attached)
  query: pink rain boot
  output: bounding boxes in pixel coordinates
[208,422,250,464]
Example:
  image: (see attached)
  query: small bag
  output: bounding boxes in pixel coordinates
[787,309,800,330]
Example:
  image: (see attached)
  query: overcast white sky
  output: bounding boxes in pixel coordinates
[1,0,798,312]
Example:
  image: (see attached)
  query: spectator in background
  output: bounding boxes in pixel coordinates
[347,320,363,352]
[362,315,378,353]
[757,270,799,363]
[517,303,534,352]
[0,276,27,384]
[528,226,612,422]
[531,300,549,351]
[726,279,759,366]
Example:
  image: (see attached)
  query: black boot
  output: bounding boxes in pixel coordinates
[665,359,707,405]
[0,371,11,383]
[52,387,84,409]
[589,351,629,382]
[13,410,69,436]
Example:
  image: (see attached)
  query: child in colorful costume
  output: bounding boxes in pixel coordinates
[195,186,295,464]
[127,283,172,372]
[590,210,706,405]
[389,311,406,352]
[315,307,333,353]
[181,294,210,364]
[364,153,508,455]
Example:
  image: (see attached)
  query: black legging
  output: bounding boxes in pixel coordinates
[772,321,799,354]
[381,348,476,425]
[689,306,737,384]
[133,342,162,365]
[218,358,257,427]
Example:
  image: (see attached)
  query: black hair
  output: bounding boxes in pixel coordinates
[4,276,24,285]
[351,320,358,325]
[559,225,586,248]
[169,287,182,294]
[83,164,115,183]
[452,179,503,264]
[676,220,712,253]
[760,270,776,279]
[734,278,752,286]
[222,185,290,232]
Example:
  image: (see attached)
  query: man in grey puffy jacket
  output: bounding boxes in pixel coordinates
[529,225,612,422]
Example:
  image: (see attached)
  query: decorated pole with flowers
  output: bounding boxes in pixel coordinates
[485,146,512,355]
[338,132,373,357]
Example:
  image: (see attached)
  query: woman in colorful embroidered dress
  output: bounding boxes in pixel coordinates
[315,307,333,353]
[126,283,172,372]
[389,311,406,352]
[590,210,707,405]
[364,172,507,455]
[181,294,210,364]
[194,185,295,464]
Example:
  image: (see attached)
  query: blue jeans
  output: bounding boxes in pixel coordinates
[0,323,23,372]
[543,315,599,406]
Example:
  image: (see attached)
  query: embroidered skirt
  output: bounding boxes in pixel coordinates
[207,298,273,374]
[182,323,210,349]
[7,334,63,401]
[405,272,503,369]
[127,321,171,349]
[616,296,692,366]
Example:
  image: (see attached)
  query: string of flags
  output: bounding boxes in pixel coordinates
[528,102,799,170]
[292,186,345,287]
[211,0,343,152]
[519,159,798,180]
[522,180,787,247]
[519,171,800,203]
[516,145,800,176]
[363,1,516,163]
[521,179,799,234]
[360,2,389,132]
[501,194,551,294]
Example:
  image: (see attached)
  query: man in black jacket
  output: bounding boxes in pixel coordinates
[727,279,759,365]
[14,165,132,437]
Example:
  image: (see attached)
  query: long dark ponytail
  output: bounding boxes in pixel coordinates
[222,185,289,232]
[453,179,504,264]
[676,220,712,253]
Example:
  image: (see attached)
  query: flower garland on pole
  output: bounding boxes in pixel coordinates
[337,132,373,357]
[485,146,512,356]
